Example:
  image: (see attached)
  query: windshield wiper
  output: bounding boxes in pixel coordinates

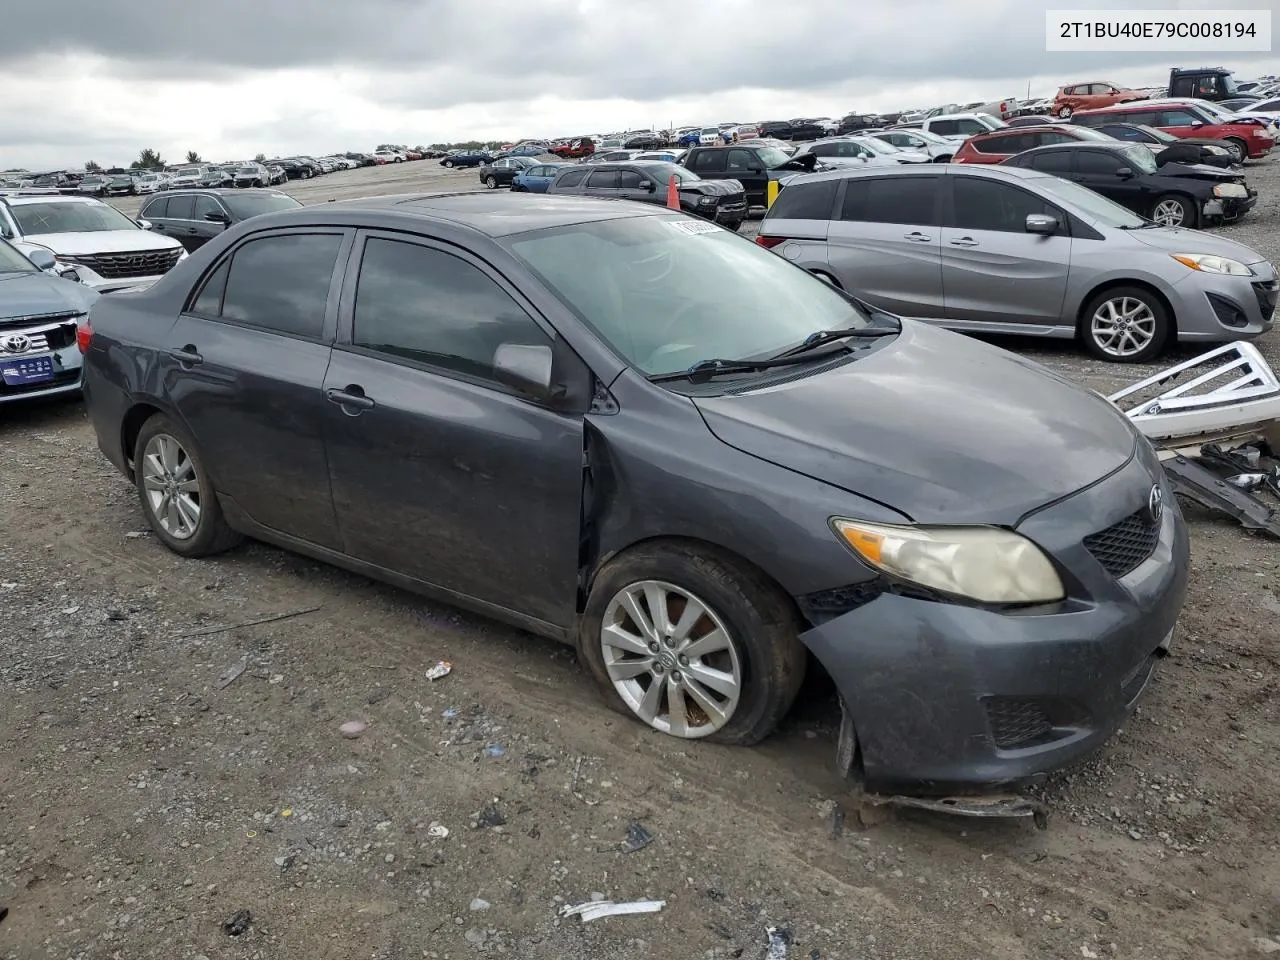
[772,324,899,358]
[650,342,850,384]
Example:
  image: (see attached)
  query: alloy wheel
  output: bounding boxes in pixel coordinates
[1058,106,1073,118]
[1090,296,1157,358]
[1151,199,1186,226]
[140,433,202,540]
[599,580,743,739]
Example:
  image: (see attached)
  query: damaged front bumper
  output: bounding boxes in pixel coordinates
[799,455,1190,796]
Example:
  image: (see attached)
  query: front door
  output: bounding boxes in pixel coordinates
[322,232,586,630]
[188,194,230,250]
[1073,148,1152,212]
[940,176,1071,328]
[160,229,349,547]
[826,173,944,319]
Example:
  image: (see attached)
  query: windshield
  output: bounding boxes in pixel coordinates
[506,216,871,377]
[756,146,793,168]
[1070,126,1117,141]
[910,129,952,146]
[977,114,1005,129]
[638,162,698,183]
[1034,176,1147,229]
[11,201,139,235]
[237,166,259,173]
[175,167,201,176]
[1136,124,1177,143]
[701,128,719,135]
[1118,143,1158,173]
[0,238,36,273]
[220,193,302,219]
[1222,75,1241,95]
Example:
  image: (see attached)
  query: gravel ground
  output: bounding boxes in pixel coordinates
[3,158,1280,960]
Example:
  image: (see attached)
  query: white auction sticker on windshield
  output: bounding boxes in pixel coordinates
[665,219,721,236]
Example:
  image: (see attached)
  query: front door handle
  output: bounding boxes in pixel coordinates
[169,345,202,365]
[326,386,375,413]
[949,237,979,247]
[904,231,933,242]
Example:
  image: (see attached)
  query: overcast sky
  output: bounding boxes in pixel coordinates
[2,0,1275,170]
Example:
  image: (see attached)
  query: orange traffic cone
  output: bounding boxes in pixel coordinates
[666,174,680,210]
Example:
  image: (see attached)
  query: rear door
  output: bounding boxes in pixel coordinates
[826,174,944,318]
[940,175,1071,329]
[161,228,350,547]
[155,194,201,251]
[584,168,622,198]
[321,232,587,629]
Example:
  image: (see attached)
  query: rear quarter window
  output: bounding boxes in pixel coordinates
[768,179,838,220]
[554,169,587,187]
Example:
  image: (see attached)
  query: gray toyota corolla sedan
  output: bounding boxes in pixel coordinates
[78,193,1189,794]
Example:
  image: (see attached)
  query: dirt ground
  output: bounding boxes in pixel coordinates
[3,158,1280,960]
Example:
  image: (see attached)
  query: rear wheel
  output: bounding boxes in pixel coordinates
[133,415,242,558]
[1150,194,1197,228]
[1081,285,1170,363]
[578,543,806,746]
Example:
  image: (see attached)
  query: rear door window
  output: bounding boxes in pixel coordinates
[841,176,940,225]
[691,150,728,173]
[587,170,620,189]
[554,168,587,187]
[166,195,195,220]
[141,197,168,218]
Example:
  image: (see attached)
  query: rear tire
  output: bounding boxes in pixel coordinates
[578,542,807,746]
[133,415,242,558]
[1080,285,1170,363]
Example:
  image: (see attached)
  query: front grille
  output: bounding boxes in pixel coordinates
[62,247,182,279]
[984,697,1053,749]
[0,317,78,353]
[1252,279,1279,322]
[1083,508,1160,579]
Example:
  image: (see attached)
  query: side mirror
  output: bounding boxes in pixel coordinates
[493,343,556,400]
[137,218,152,230]
[641,180,656,191]
[1116,166,1133,178]
[1025,213,1059,234]
[26,248,57,270]
[205,211,231,223]
[1191,120,1204,127]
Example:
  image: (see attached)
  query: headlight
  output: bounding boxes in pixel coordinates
[831,518,1066,604]
[1171,253,1252,275]
[1213,183,1248,198]
[697,196,716,205]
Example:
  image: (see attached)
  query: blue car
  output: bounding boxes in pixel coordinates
[0,240,97,405]
[440,150,492,169]
[511,162,569,193]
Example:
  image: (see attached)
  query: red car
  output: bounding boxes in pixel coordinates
[402,150,423,161]
[951,124,1116,164]
[1052,82,1148,119]
[1073,100,1275,161]
[550,137,595,160]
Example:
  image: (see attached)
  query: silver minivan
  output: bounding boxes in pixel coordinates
[756,165,1277,362]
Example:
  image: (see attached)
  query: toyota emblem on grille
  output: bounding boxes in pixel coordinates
[2,334,31,354]
[1147,484,1164,526]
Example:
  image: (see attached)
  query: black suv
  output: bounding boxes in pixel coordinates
[138,189,303,252]
[546,162,747,229]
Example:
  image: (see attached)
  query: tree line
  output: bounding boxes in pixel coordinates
[81,142,508,173]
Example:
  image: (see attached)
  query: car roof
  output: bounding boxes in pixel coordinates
[4,194,109,206]
[154,188,281,197]
[786,163,1051,185]
[250,192,665,239]
[1015,141,1135,155]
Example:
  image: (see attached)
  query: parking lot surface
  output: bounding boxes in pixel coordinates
[3,159,1280,960]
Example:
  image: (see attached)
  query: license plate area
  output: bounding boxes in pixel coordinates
[1,355,55,386]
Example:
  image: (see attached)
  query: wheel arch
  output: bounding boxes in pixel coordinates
[1075,278,1179,341]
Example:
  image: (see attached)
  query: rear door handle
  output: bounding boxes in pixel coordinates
[326,386,375,412]
[904,231,933,242]
[169,346,202,365]
[949,237,979,247]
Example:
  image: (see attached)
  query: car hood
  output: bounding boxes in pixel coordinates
[1125,223,1268,265]
[0,270,98,317]
[692,321,1137,525]
[20,230,183,256]
[1156,161,1241,180]
[680,179,744,197]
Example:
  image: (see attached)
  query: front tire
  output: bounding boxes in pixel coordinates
[578,542,806,746]
[443,159,454,168]
[1150,193,1197,229]
[133,415,242,557]
[484,175,497,189]
[1057,105,1073,118]
[1081,285,1170,363]
[1225,137,1248,163]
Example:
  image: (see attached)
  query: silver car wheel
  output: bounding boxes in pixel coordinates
[600,579,743,739]
[1090,296,1157,358]
[1151,199,1186,226]
[140,433,202,540]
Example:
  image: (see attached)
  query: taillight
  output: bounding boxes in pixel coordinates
[76,320,93,354]
[756,236,785,249]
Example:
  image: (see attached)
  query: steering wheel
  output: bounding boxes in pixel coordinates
[641,299,710,370]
